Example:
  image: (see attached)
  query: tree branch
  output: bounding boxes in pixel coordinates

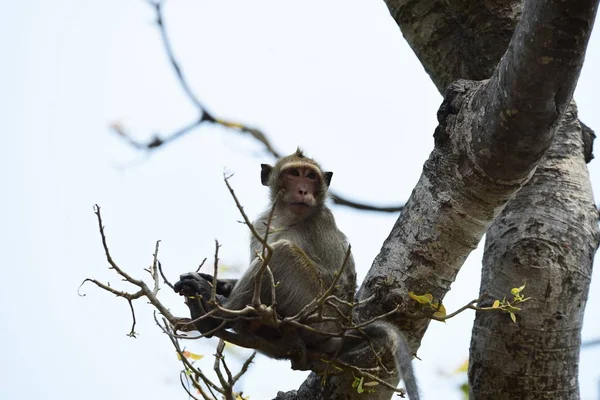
[110,1,405,214]
[472,0,599,179]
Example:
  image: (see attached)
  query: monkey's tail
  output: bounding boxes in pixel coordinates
[363,321,420,400]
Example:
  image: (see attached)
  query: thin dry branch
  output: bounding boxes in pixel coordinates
[156,315,225,396]
[223,173,277,309]
[316,245,352,319]
[157,260,174,290]
[110,1,405,214]
[196,257,208,273]
[213,341,232,400]
[232,351,257,383]
[87,204,178,325]
[179,372,205,400]
[148,240,161,294]
[78,279,144,300]
[211,240,221,303]
[126,299,138,337]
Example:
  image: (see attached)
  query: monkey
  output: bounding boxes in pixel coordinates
[174,149,419,399]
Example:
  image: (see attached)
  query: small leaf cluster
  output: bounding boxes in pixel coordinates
[492,283,531,323]
[351,375,379,394]
[408,292,447,319]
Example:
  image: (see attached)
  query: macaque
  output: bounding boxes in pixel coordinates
[174,149,419,399]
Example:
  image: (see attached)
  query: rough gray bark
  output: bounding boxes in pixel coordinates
[383,0,600,399]
[470,103,599,399]
[274,0,599,398]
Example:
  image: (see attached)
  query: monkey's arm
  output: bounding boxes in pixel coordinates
[196,272,237,297]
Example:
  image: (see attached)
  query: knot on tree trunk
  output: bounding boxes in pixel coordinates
[434,79,483,148]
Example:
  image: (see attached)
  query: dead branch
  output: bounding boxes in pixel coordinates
[157,260,174,290]
[211,240,221,303]
[109,1,405,214]
[195,257,208,273]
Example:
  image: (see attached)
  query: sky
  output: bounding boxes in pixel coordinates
[1,1,599,399]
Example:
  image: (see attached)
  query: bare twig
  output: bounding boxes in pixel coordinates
[149,1,209,114]
[149,240,161,294]
[330,195,404,213]
[217,341,234,384]
[111,119,203,150]
[351,306,402,330]
[223,174,269,250]
[316,245,352,319]
[211,240,221,303]
[126,299,138,338]
[213,341,231,399]
[196,257,208,273]
[261,189,282,259]
[94,205,143,285]
[179,372,205,400]
[156,315,225,396]
[78,278,144,300]
[223,174,276,309]
[427,298,480,321]
[232,351,257,383]
[90,205,177,324]
[157,260,174,290]
[327,358,404,394]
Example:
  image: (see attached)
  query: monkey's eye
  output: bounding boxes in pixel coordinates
[290,169,300,177]
[306,172,317,180]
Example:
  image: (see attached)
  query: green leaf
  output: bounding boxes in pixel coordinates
[509,312,517,324]
[492,300,500,308]
[453,359,469,374]
[511,283,526,295]
[459,382,469,399]
[409,292,434,305]
[355,377,365,393]
[432,303,447,318]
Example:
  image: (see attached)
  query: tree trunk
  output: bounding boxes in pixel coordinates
[386,0,600,398]
[470,102,598,399]
[276,0,599,398]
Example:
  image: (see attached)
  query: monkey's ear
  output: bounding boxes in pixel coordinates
[261,164,273,186]
[323,171,333,187]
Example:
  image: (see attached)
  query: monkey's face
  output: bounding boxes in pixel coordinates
[279,166,321,217]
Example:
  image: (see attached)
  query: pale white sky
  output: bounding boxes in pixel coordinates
[1,1,599,399]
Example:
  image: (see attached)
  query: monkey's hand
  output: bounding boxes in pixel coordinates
[174,272,226,337]
[174,272,214,299]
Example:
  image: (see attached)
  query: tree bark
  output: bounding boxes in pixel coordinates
[384,0,600,399]
[275,0,599,398]
[470,102,599,399]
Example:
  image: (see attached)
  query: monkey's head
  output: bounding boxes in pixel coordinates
[261,148,333,218]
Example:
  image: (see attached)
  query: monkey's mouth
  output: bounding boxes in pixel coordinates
[288,202,314,214]
[289,202,310,207]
